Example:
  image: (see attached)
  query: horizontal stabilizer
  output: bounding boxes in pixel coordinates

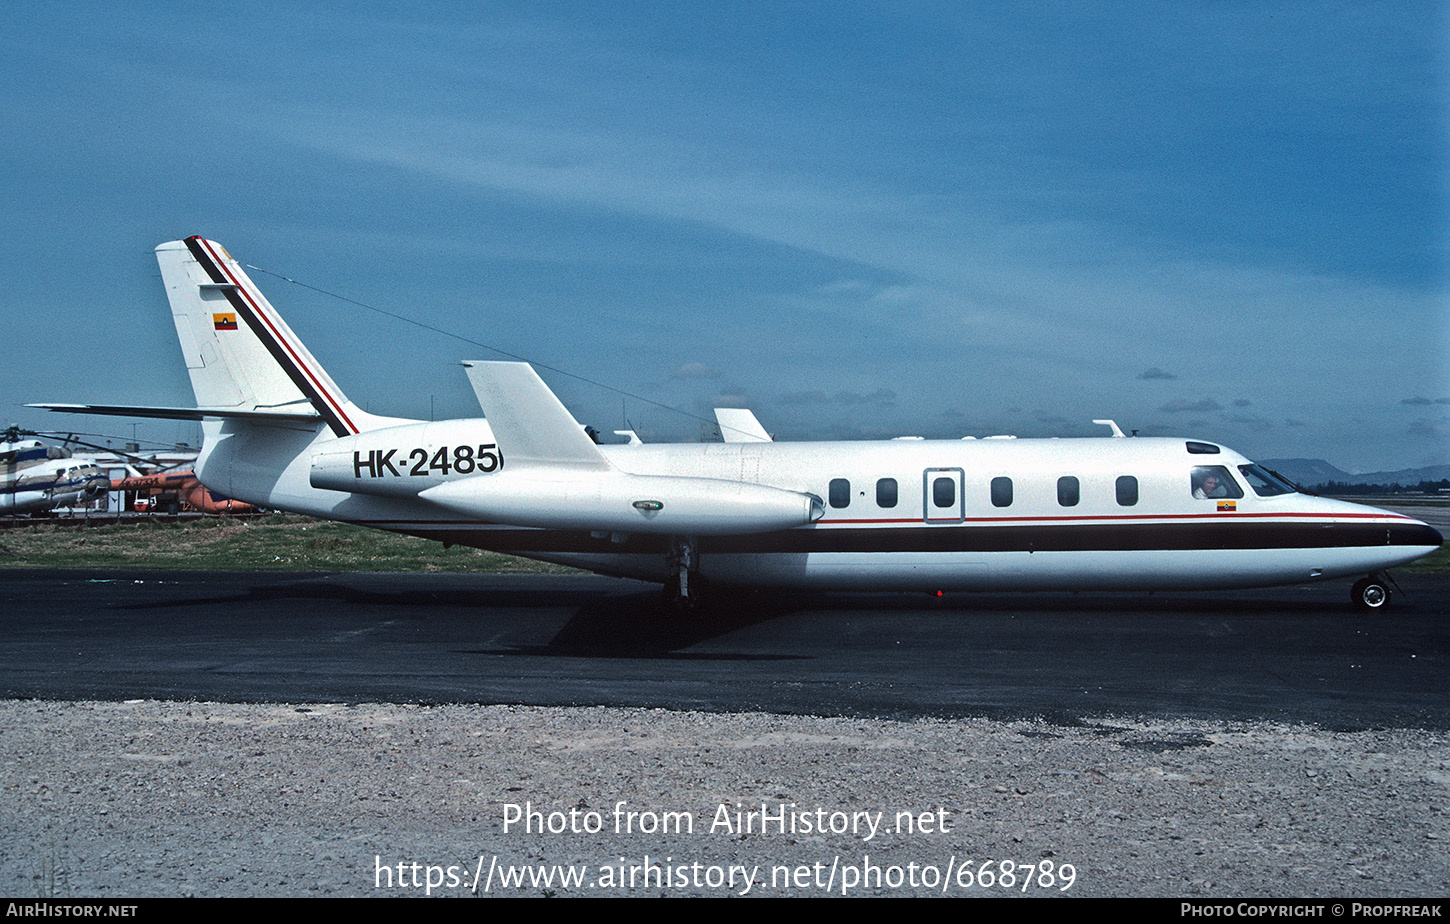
[462,361,610,470]
[28,403,323,423]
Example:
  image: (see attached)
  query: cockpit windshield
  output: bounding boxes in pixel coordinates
[1238,463,1298,497]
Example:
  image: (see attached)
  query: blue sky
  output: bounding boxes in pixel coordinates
[4,1,1446,472]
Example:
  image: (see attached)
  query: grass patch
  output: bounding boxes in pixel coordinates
[0,515,577,573]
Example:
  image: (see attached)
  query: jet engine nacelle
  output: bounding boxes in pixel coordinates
[308,420,500,498]
[418,468,824,536]
[309,421,823,536]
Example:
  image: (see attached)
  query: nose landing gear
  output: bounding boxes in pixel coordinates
[1350,574,1394,612]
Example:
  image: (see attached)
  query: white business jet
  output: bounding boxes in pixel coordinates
[34,238,1441,610]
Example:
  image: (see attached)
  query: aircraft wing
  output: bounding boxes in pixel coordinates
[460,362,611,469]
[714,408,772,443]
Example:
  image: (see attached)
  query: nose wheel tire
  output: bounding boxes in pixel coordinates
[1350,577,1390,612]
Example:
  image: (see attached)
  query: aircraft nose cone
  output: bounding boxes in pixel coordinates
[1399,519,1443,550]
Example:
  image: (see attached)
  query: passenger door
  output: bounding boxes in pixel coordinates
[923,467,964,523]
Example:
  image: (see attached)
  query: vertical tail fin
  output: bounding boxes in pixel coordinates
[157,238,369,436]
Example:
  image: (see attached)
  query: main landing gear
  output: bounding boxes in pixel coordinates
[664,535,701,611]
[1350,574,1396,612]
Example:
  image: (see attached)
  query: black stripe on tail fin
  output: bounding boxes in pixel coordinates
[182,237,357,437]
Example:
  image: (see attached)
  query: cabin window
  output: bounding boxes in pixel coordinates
[1057,476,1080,507]
[932,476,956,508]
[1191,465,1244,500]
[829,478,851,509]
[990,477,1013,508]
[1238,464,1296,497]
[876,478,898,508]
[1116,475,1138,506]
[1186,441,1221,455]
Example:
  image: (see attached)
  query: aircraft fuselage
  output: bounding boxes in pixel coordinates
[195,417,1440,593]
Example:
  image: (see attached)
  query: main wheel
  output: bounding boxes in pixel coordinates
[1350,577,1390,612]
[662,584,694,611]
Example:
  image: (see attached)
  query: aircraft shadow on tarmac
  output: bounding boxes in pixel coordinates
[112,576,605,612]
[479,590,812,659]
[104,571,1441,665]
[114,572,1398,618]
[111,575,805,659]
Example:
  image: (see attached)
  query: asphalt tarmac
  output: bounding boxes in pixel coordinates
[2,569,1445,728]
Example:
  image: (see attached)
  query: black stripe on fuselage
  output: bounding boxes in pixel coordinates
[183,237,352,437]
[370,519,1444,556]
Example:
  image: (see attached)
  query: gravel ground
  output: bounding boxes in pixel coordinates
[1,700,1447,898]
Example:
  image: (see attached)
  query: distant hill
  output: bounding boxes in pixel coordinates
[1259,459,1450,489]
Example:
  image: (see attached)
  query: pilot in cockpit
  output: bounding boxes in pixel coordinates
[1193,472,1227,499]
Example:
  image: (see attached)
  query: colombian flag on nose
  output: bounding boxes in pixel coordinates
[213,313,238,331]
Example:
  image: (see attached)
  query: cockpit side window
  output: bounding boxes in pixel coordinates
[1191,465,1244,500]
[1238,464,1297,497]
